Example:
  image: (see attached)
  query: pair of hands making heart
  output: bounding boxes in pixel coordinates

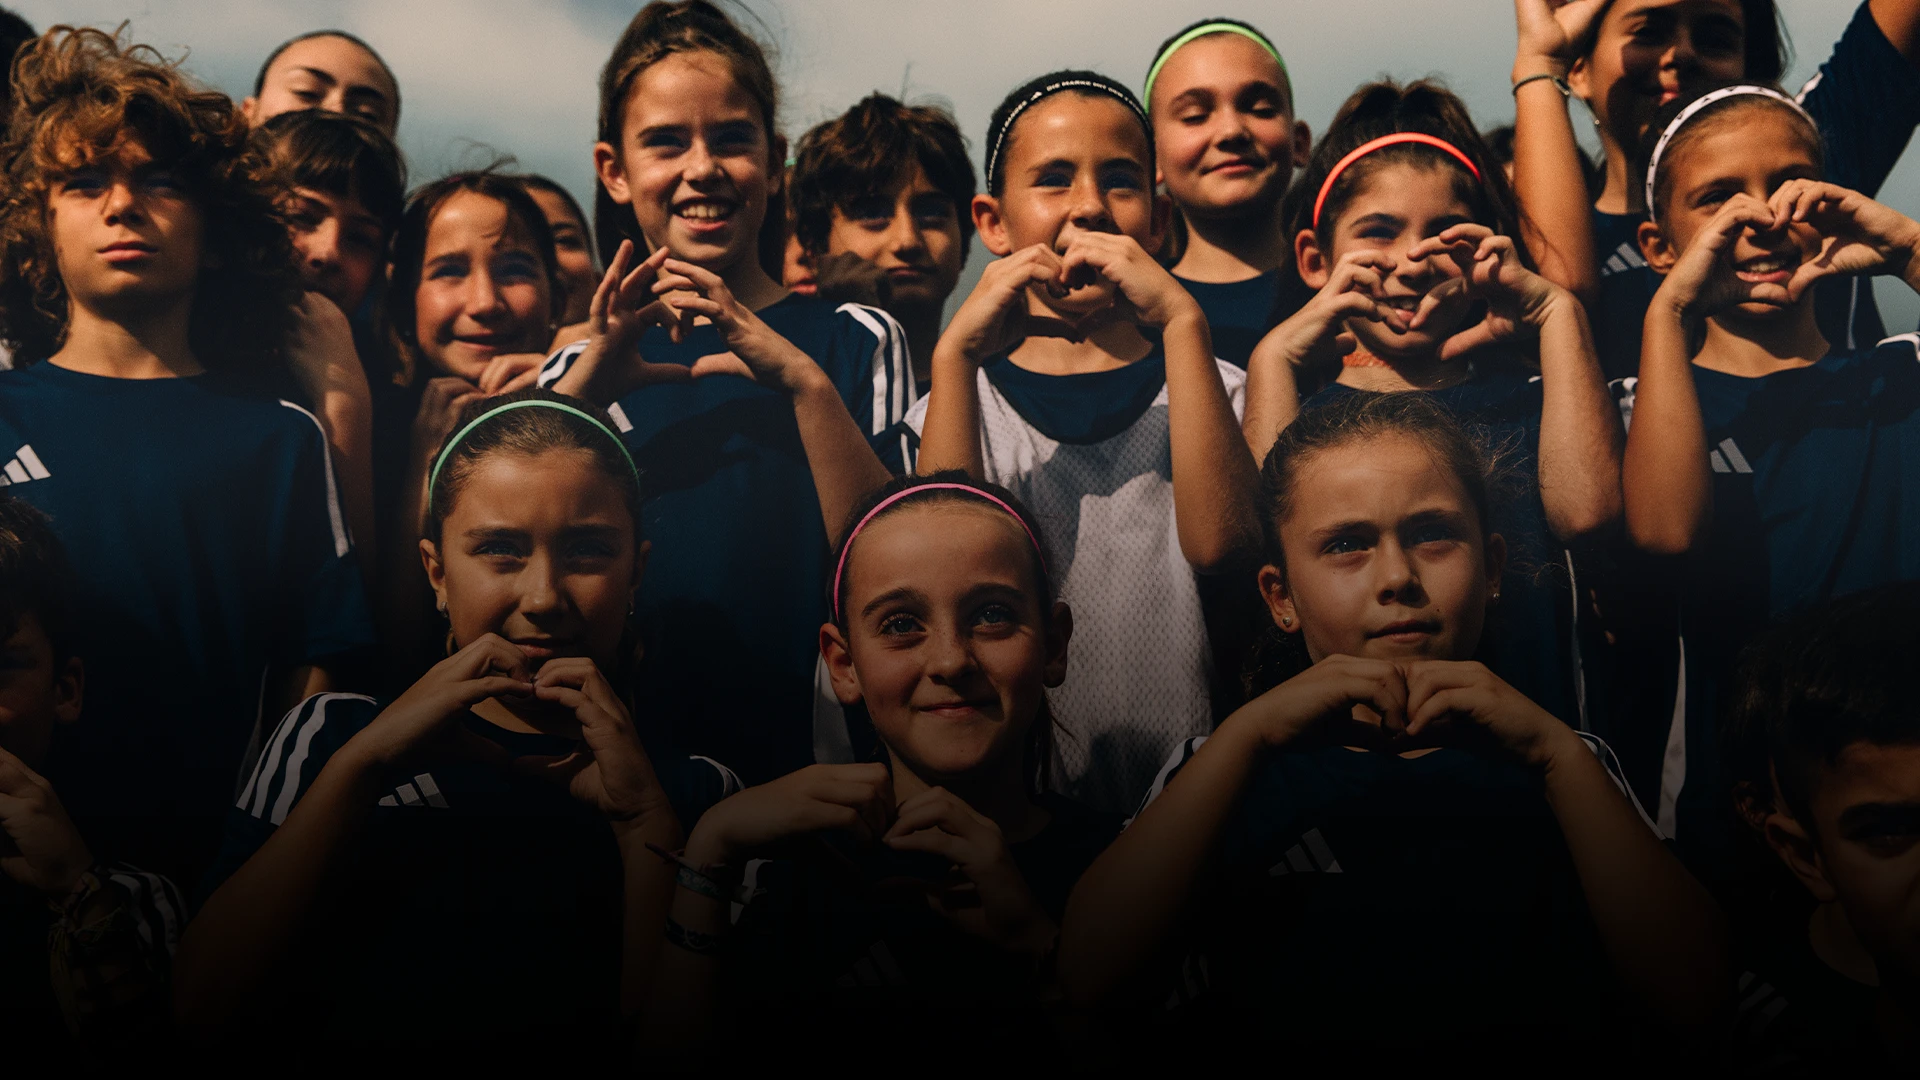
[684,763,1056,957]
[1263,225,1564,384]
[1657,179,1920,320]
[1241,654,1578,772]
[941,233,1202,365]
[349,633,669,827]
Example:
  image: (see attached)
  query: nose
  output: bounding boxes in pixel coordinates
[462,266,508,320]
[885,206,924,258]
[1067,175,1116,234]
[101,180,142,225]
[925,622,979,684]
[305,219,343,270]
[1215,108,1254,148]
[1373,539,1427,607]
[518,552,565,619]
[683,137,722,183]
[1666,26,1702,75]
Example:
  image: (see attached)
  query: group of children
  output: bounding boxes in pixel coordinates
[2,0,1919,1068]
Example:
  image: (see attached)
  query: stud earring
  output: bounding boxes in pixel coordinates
[436,598,447,615]
[1281,615,1292,627]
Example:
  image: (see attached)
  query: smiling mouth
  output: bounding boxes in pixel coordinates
[510,638,574,661]
[1369,620,1440,641]
[675,199,736,225]
[920,699,995,719]
[1734,256,1795,284]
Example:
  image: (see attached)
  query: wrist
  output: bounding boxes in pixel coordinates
[1512,56,1571,83]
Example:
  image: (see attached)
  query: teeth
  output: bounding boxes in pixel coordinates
[678,202,731,221]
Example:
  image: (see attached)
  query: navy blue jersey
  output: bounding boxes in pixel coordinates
[1176,270,1280,369]
[0,362,374,884]
[1142,732,1645,1048]
[207,692,740,1057]
[538,297,912,784]
[1590,2,1920,379]
[1308,366,1584,728]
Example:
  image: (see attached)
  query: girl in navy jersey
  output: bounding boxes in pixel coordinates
[1623,82,1920,876]
[1509,0,1920,379]
[1144,18,1310,369]
[1061,393,1728,1061]
[176,388,736,1064]
[1245,79,1620,735]
[644,473,1119,1064]
[541,0,912,785]
[911,70,1259,815]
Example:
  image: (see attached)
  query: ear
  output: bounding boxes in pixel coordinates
[973,193,1014,257]
[1296,228,1331,289]
[594,141,631,206]
[1763,809,1838,903]
[421,538,449,613]
[1732,779,1776,834]
[767,134,788,199]
[1483,532,1508,603]
[241,96,260,125]
[1043,601,1074,688]
[1567,57,1593,104]
[1638,218,1678,275]
[819,622,864,706]
[53,655,83,725]
[1142,191,1173,257]
[631,538,650,595]
[1257,563,1300,633]
[1290,120,1313,170]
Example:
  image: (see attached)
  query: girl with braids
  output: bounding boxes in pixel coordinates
[912,70,1259,816]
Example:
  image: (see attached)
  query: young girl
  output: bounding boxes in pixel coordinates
[1623,82,1920,874]
[911,70,1259,816]
[241,28,400,136]
[0,27,374,886]
[1144,18,1311,368]
[1060,393,1728,1058]
[175,388,738,1062]
[1509,0,1920,378]
[518,173,599,327]
[540,0,912,785]
[1244,78,1621,734]
[641,473,1120,1063]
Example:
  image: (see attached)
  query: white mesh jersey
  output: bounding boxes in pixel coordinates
[904,359,1247,813]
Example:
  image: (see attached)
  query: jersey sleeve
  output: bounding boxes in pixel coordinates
[829,303,916,442]
[535,339,588,390]
[203,693,379,897]
[1216,360,1249,422]
[1127,735,1209,824]
[658,753,744,829]
[1799,2,1920,196]
[274,401,376,664]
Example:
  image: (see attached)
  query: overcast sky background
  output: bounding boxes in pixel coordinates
[13,0,1918,330]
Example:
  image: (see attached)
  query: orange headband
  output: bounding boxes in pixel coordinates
[1312,133,1482,228]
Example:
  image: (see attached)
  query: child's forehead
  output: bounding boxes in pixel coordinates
[1818,741,1920,805]
[1006,93,1151,164]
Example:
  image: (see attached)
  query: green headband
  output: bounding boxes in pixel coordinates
[1143,22,1289,110]
[428,399,640,503]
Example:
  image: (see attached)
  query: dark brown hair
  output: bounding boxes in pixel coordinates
[1581,0,1789,85]
[789,93,975,258]
[253,107,406,232]
[1633,81,1822,223]
[0,26,302,370]
[0,493,74,664]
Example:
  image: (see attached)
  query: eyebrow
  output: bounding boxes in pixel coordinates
[291,66,340,87]
[860,585,924,618]
[1348,212,1405,232]
[1837,801,1920,833]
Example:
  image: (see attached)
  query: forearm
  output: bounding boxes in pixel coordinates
[1541,736,1731,1030]
[1242,336,1306,465]
[1163,315,1261,571]
[1059,722,1263,1008]
[1622,306,1712,554]
[552,341,636,407]
[1512,59,1599,303]
[316,375,379,583]
[614,810,684,1024]
[1872,0,1920,63]
[637,831,735,1055]
[1533,299,1623,543]
[915,344,987,478]
[789,373,895,546]
[173,746,385,1038]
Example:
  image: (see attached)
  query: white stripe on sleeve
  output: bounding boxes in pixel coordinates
[1578,731,1663,837]
[278,400,350,558]
[1127,735,1209,826]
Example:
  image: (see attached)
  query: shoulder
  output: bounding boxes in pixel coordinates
[95,862,188,954]
[829,301,907,349]
[1128,735,1211,823]
[1573,731,1663,838]
[233,692,381,827]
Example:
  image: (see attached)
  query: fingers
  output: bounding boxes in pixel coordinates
[445,633,534,688]
[1401,660,1492,736]
[590,241,635,331]
[688,351,754,380]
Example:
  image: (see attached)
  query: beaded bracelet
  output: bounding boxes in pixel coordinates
[1512,73,1572,98]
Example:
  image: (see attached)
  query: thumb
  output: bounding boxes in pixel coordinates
[689,351,754,380]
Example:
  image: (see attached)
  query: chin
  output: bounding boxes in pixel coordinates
[1354,325,1447,362]
[1036,281,1117,319]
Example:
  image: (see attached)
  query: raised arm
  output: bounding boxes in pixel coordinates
[1242,250,1398,464]
[1531,291,1623,543]
[1511,0,1609,305]
[1874,0,1920,61]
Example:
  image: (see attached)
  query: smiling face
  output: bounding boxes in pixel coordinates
[1573,0,1747,152]
[525,185,597,325]
[285,185,386,314]
[47,141,204,320]
[1300,160,1478,361]
[411,190,554,380]
[1264,432,1502,665]
[825,501,1068,785]
[977,92,1162,317]
[0,615,82,770]
[423,449,641,673]
[599,50,777,273]
[245,34,398,136]
[1150,33,1305,224]
[825,161,964,317]
[1642,102,1823,320]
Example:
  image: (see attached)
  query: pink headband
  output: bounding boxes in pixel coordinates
[831,483,1046,621]
[1312,133,1483,228]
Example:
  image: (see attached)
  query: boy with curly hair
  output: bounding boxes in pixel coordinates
[0,27,374,887]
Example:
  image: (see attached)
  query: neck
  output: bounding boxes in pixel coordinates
[1172,203,1289,283]
[1810,900,1881,987]
[48,296,202,379]
[1007,298,1155,376]
[887,747,1049,844]
[720,256,789,313]
[1594,122,1635,215]
[1695,301,1827,378]
[1335,341,1467,393]
[892,302,943,387]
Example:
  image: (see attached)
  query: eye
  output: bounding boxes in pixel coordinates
[1033,169,1072,188]
[426,260,468,281]
[1693,18,1743,56]
[1323,533,1370,556]
[344,228,385,255]
[564,538,619,560]
[878,612,924,637]
[708,124,759,154]
[972,602,1019,629]
[493,252,542,284]
[60,170,108,195]
[472,538,525,559]
[845,196,891,227]
[293,88,324,104]
[1099,167,1145,192]
[1407,521,1461,548]
[640,130,689,152]
[142,170,184,193]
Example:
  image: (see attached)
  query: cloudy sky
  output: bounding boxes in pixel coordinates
[13,0,1916,328]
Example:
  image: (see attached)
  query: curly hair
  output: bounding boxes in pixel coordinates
[0,26,300,370]
[788,93,975,259]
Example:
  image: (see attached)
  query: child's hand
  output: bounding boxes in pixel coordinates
[1058,231,1204,331]
[409,376,487,465]
[347,634,534,774]
[810,251,892,308]
[1769,179,1920,298]
[1400,659,1579,769]
[882,786,1057,958]
[1654,193,1793,318]
[476,352,551,395]
[1513,0,1606,74]
[1253,250,1401,387]
[516,657,672,828]
[653,258,830,396]
[1234,654,1409,751]
[683,763,894,868]
[283,291,362,390]
[560,241,696,403]
[0,746,93,900]
[937,244,1076,366]
[1409,225,1568,359]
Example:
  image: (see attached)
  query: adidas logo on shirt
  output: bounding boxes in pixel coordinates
[0,445,50,486]
[377,772,449,808]
[835,939,909,989]
[1267,827,1343,877]
[1600,242,1648,278]
[1709,437,1753,474]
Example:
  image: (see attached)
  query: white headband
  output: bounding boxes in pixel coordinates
[1643,84,1815,213]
